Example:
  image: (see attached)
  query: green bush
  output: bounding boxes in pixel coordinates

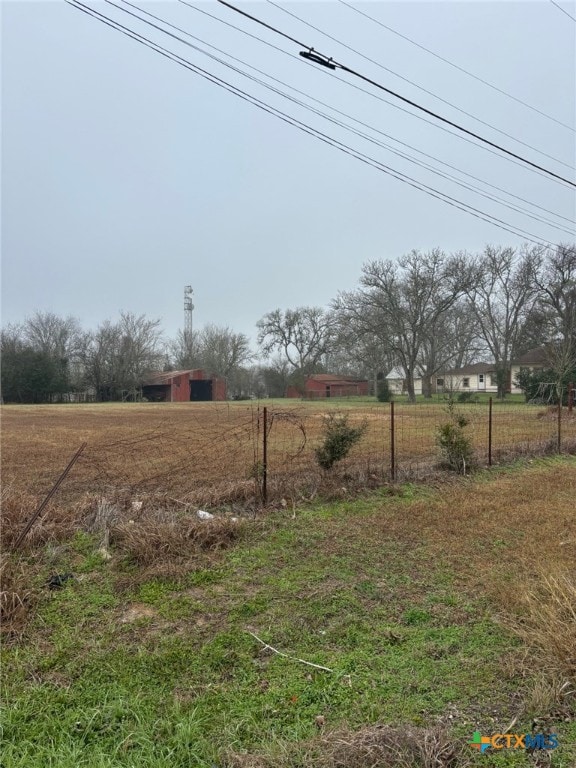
[315,413,367,470]
[377,379,393,402]
[516,367,576,405]
[456,390,474,403]
[436,400,476,474]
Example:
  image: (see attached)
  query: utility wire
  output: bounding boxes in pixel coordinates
[116,0,576,235]
[264,0,573,167]
[337,0,574,133]
[66,0,561,247]
[550,0,576,22]
[216,0,576,188]
[181,0,575,190]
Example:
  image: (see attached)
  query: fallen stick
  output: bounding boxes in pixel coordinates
[247,630,334,672]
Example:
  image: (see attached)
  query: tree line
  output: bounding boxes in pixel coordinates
[2,243,574,403]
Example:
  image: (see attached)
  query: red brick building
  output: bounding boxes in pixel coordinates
[286,374,369,399]
[142,370,226,402]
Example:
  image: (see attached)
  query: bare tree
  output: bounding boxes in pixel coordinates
[257,307,336,392]
[335,250,471,402]
[327,320,396,394]
[23,311,85,389]
[465,244,543,398]
[533,243,576,385]
[196,324,254,396]
[82,312,164,400]
[23,311,83,357]
[170,329,202,370]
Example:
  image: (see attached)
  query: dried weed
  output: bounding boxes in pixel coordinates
[110,514,244,566]
[0,556,32,637]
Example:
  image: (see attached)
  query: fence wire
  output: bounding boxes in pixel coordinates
[3,400,575,512]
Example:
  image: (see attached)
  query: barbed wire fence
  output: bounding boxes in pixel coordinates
[4,397,576,521]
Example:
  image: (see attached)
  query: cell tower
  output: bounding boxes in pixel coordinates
[184,285,194,336]
[183,285,194,360]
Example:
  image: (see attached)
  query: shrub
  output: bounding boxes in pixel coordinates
[456,390,475,403]
[376,379,393,402]
[436,399,476,474]
[516,366,576,405]
[315,414,367,471]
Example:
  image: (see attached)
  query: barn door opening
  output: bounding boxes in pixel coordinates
[190,379,213,401]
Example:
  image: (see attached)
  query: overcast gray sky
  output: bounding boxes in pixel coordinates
[2,0,575,344]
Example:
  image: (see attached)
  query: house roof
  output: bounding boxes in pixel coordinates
[306,374,367,384]
[442,362,495,376]
[512,346,551,366]
[142,369,199,386]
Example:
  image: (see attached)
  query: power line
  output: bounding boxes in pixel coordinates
[180,0,575,190]
[550,0,576,22]
[114,0,576,235]
[263,0,574,168]
[337,0,574,133]
[65,0,561,247]
[216,0,576,188]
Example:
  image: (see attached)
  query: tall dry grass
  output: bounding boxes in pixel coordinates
[502,570,576,685]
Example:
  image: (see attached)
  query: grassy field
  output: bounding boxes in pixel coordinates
[2,399,574,509]
[1,455,575,767]
[2,402,575,765]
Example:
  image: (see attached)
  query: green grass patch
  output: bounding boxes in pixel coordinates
[2,460,575,766]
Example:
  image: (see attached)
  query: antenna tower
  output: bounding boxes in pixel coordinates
[184,285,194,360]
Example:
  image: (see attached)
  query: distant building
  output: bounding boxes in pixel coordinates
[141,369,226,402]
[286,374,369,399]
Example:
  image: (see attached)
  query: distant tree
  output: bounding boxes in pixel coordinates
[327,323,395,395]
[464,244,543,399]
[170,329,202,370]
[23,311,83,357]
[335,250,471,403]
[376,378,393,402]
[533,243,576,382]
[260,355,292,398]
[516,365,576,404]
[257,307,336,393]
[196,324,254,396]
[169,324,254,397]
[1,325,69,403]
[82,313,164,400]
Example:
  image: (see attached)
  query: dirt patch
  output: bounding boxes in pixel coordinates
[119,603,157,623]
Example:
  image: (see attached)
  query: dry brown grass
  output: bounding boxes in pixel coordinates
[0,556,32,637]
[501,570,576,686]
[2,402,574,512]
[110,514,244,566]
[314,724,466,768]
[1,484,82,551]
[225,724,468,768]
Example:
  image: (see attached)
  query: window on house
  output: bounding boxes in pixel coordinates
[436,378,444,388]
[490,374,497,386]
[462,377,470,388]
[478,374,484,383]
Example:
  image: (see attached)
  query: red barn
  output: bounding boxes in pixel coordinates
[286,374,369,399]
[142,369,226,402]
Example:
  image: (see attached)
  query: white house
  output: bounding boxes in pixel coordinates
[509,347,550,390]
[385,348,553,398]
[436,362,499,394]
[385,367,423,395]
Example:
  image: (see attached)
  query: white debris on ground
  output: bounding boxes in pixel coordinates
[196,510,214,520]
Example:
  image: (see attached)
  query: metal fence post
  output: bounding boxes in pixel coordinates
[557,398,562,453]
[262,406,268,504]
[488,397,493,467]
[568,382,574,414]
[390,401,396,482]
